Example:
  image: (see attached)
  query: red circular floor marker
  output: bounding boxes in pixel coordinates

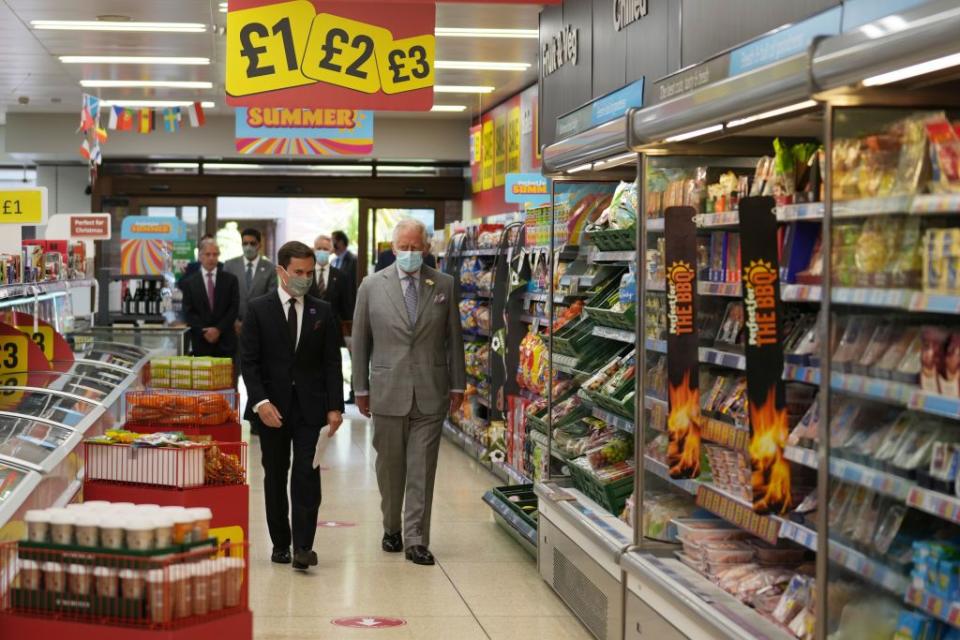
[332,617,406,629]
[317,520,356,528]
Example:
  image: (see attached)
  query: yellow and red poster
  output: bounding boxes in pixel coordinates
[226,1,435,111]
[235,107,373,155]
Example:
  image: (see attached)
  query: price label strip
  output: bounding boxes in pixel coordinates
[228,1,435,98]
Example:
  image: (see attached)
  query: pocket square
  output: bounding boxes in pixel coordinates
[313,320,323,330]
[434,293,446,304]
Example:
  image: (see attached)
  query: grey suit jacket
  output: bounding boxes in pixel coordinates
[224,256,277,320]
[352,265,466,417]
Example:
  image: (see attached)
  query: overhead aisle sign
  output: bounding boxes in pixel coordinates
[234,107,373,155]
[226,0,435,111]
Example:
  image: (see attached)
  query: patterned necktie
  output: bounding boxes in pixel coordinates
[316,266,326,297]
[287,298,298,348]
[245,262,254,291]
[403,276,418,327]
[206,272,216,310]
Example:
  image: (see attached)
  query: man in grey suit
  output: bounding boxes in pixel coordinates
[352,219,465,566]
[224,228,277,398]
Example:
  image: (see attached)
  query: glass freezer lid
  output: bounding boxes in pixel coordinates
[78,341,150,358]
[0,415,73,469]
[0,371,113,402]
[59,360,133,382]
[0,388,99,429]
[72,349,139,368]
[0,461,28,505]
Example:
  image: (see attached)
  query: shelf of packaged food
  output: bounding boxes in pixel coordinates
[702,416,750,451]
[483,489,538,548]
[781,284,960,315]
[907,389,960,420]
[646,338,667,354]
[695,484,780,545]
[461,290,494,299]
[776,202,824,222]
[518,388,541,402]
[905,586,960,628]
[476,394,492,409]
[784,446,916,501]
[520,291,550,303]
[535,481,634,554]
[645,455,700,494]
[552,353,580,370]
[520,314,549,325]
[466,373,487,385]
[694,211,739,228]
[832,372,915,405]
[699,347,747,371]
[647,279,666,292]
[782,363,821,385]
[591,325,636,344]
[590,249,636,264]
[621,553,796,640]
[492,460,532,485]
[464,327,491,339]
[529,429,570,464]
[108,313,167,324]
[0,277,96,301]
[441,419,506,482]
[833,195,914,219]
[646,218,665,233]
[645,394,667,411]
[458,248,501,257]
[698,281,742,297]
[590,405,635,434]
[779,284,822,303]
[776,519,909,598]
[906,486,960,526]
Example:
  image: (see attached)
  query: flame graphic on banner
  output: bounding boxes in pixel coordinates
[667,371,701,478]
[749,387,792,514]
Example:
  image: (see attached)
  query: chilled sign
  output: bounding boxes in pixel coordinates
[613,0,648,31]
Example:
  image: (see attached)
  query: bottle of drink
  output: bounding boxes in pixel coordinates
[122,285,133,315]
[149,281,160,315]
[135,282,146,315]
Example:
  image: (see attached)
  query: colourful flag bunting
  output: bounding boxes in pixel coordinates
[117,108,134,132]
[79,139,91,160]
[186,102,205,127]
[96,127,108,143]
[138,108,154,134]
[107,106,119,130]
[162,108,180,133]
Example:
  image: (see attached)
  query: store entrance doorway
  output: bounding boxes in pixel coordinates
[360,200,442,280]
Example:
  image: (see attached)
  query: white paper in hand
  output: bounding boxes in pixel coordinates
[312,426,333,469]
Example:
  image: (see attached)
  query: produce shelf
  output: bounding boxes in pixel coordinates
[646,218,665,232]
[458,248,501,257]
[646,279,666,292]
[520,291,550,302]
[483,489,538,549]
[520,314,549,324]
[591,325,636,344]
[644,455,699,494]
[590,249,636,263]
[591,405,635,434]
[694,211,739,228]
[646,338,667,354]
[776,202,824,222]
[699,347,747,371]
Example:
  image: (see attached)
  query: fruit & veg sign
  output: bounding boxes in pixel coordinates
[227,0,435,111]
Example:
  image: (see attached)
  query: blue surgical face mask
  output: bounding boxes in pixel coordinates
[281,267,312,297]
[242,244,259,261]
[314,250,330,266]
[396,250,423,273]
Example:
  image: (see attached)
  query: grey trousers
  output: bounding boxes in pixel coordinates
[372,401,444,549]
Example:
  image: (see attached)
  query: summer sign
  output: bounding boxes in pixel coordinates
[235,107,373,155]
[226,0,435,111]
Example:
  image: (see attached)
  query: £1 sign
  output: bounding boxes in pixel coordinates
[227,0,435,111]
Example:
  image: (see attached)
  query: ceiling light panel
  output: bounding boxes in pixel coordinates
[100,100,216,108]
[80,80,213,89]
[431,105,467,112]
[31,20,207,33]
[435,28,538,39]
[61,56,210,65]
[433,85,495,94]
[435,60,530,71]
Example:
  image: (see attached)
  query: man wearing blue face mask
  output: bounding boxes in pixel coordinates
[310,234,351,337]
[352,219,465,566]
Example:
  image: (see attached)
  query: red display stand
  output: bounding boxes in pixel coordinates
[82,482,250,541]
[0,609,252,640]
[126,422,243,442]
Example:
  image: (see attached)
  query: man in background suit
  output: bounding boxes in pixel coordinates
[241,241,344,571]
[181,239,239,358]
[352,219,465,566]
[224,228,277,333]
[331,230,358,298]
[311,234,352,331]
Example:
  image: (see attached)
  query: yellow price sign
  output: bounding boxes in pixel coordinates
[15,326,54,362]
[0,336,28,375]
[302,14,391,94]
[0,188,46,225]
[0,372,26,411]
[376,34,435,95]
[226,0,316,97]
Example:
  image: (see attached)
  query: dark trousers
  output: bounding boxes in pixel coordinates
[257,392,322,551]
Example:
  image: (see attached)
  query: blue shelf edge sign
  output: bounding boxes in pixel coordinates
[505,173,551,207]
[555,78,644,140]
[728,7,842,76]
[120,216,188,241]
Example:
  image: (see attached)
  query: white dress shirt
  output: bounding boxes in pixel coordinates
[254,287,304,415]
[357,265,462,397]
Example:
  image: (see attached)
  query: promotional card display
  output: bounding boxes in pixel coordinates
[665,206,702,479]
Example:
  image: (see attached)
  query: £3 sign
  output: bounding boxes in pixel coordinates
[227,0,435,111]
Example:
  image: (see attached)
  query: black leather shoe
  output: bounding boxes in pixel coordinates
[271,548,291,564]
[405,545,435,566]
[382,532,403,553]
[292,549,318,571]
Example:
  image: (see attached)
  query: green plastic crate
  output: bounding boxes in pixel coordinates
[594,388,635,421]
[588,227,636,251]
[553,316,596,358]
[492,484,538,529]
[567,462,635,516]
[584,304,636,330]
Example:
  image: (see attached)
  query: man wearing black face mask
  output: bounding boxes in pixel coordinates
[241,240,344,571]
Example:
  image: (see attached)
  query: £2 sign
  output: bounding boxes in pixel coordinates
[227,0,435,111]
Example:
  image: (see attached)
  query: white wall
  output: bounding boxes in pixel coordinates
[3,113,470,163]
[36,165,91,214]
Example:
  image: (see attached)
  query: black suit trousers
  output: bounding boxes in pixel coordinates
[257,390,322,551]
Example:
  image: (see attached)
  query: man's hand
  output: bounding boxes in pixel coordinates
[327,410,343,436]
[203,327,221,344]
[257,402,283,428]
[449,391,464,415]
[234,320,242,335]
[356,395,371,417]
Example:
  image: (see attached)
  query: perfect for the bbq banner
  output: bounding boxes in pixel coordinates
[664,206,702,479]
[739,196,792,515]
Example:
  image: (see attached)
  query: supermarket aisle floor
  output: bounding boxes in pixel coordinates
[246,409,592,640]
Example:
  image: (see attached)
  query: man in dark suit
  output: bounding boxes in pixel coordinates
[311,234,352,330]
[331,230,358,300]
[181,239,239,358]
[241,240,344,571]
[375,248,436,272]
